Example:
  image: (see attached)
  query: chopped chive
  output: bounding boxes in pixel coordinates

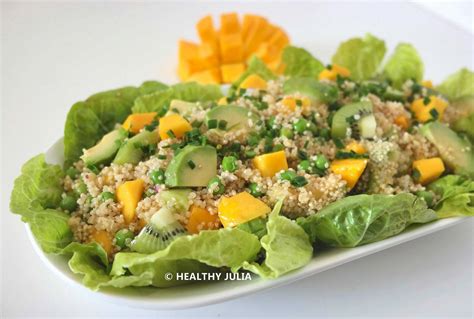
[245,150,256,158]
[297,150,308,160]
[187,160,196,169]
[218,120,228,130]
[291,176,308,187]
[207,119,218,129]
[429,108,439,120]
[157,154,167,160]
[423,96,431,105]
[296,99,303,107]
[333,137,345,149]
[192,120,203,128]
[166,129,176,138]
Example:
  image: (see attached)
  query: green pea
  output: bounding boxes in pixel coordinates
[208,176,225,195]
[416,191,435,207]
[115,229,134,248]
[280,127,294,139]
[279,170,297,182]
[298,160,311,172]
[248,133,260,147]
[309,123,319,136]
[75,182,88,194]
[293,119,309,134]
[150,169,165,185]
[291,175,308,187]
[99,191,115,202]
[60,194,78,212]
[66,167,79,179]
[315,155,329,170]
[248,182,264,197]
[222,156,238,172]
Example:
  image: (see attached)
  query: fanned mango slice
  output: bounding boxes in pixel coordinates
[330,159,368,190]
[218,192,271,228]
[177,13,290,84]
[413,157,445,185]
[117,179,145,224]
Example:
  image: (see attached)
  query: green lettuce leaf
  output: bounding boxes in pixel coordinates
[64,81,167,166]
[132,82,222,114]
[332,34,386,81]
[282,46,325,78]
[453,113,474,141]
[239,200,313,279]
[283,77,339,104]
[10,154,73,253]
[427,175,474,218]
[232,56,276,89]
[237,217,268,239]
[297,193,437,247]
[383,43,424,88]
[437,68,474,101]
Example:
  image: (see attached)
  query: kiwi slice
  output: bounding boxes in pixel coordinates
[331,101,377,139]
[130,207,186,253]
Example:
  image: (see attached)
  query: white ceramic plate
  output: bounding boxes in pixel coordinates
[24,138,467,310]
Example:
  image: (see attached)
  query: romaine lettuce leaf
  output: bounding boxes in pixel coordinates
[332,34,386,81]
[64,81,167,166]
[283,77,339,104]
[238,200,313,279]
[383,43,424,88]
[282,46,325,78]
[437,68,474,101]
[297,193,437,247]
[10,154,73,253]
[232,56,276,89]
[427,175,474,218]
[132,82,222,114]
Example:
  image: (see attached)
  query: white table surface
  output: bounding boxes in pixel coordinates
[1,1,473,318]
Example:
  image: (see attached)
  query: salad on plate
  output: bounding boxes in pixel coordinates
[10,28,474,290]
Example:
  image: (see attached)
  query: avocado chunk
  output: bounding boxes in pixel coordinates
[205,105,259,132]
[420,121,474,178]
[165,99,198,117]
[81,129,127,166]
[159,189,192,213]
[331,101,376,139]
[283,77,339,104]
[113,129,159,165]
[165,145,217,187]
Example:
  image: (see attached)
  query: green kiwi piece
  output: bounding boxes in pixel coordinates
[331,101,376,139]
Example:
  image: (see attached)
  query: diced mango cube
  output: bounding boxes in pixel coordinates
[122,112,158,134]
[91,230,113,256]
[254,42,281,64]
[186,205,221,234]
[196,15,218,46]
[244,16,271,58]
[178,58,206,80]
[394,115,410,130]
[267,27,290,51]
[158,114,192,140]
[220,63,246,83]
[413,157,445,185]
[242,14,259,39]
[253,150,288,177]
[411,96,448,123]
[345,141,367,155]
[220,12,240,34]
[281,96,311,112]
[178,40,199,61]
[319,64,351,81]
[239,74,268,90]
[187,67,221,84]
[117,179,145,224]
[330,159,368,190]
[220,33,244,64]
[198,43,220,69]
[218,192,271,228]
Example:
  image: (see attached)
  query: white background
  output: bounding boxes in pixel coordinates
[1,1,473,318]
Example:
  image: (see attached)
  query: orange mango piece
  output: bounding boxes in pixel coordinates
[281,96,311,112]
[244,16,271,58]
[411,96,448,123]
[422,80,433,89]
[413,157,445,185]
[330,159,368,190]
[220,63,246,83]
[219,33,244,64]
[186,205,221,234]
[187,67,221,84]
[267,27,290,51]
[91,230,113,256]
[345,141,367,155]
[196,15,219,47]
[158,114,192,140]
[394,115,410,130]
[319,64,351,81]
[220,12,240,34]
[239,74,268,90]
[116,179,145,224]
[218,192,271,228]
[122,112,158,134]
[253,150,288,177]
[242,14,259,39]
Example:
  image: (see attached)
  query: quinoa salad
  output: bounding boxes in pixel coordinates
[11,33,474,290]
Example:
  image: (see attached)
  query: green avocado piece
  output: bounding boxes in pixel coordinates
[165,145,217,187]
[81,129,127,166]
[113,129,159,165]
[159,189,192,213]
[282,77,339,104]
[205,105,259,132]
[165,99,198,117]
[420,121,474,178]
[331,101,376,139]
